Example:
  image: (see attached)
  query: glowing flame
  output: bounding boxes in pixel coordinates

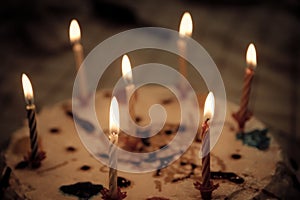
[69,19,81,43]
[203,92,215,120]
[246,43,257,69]
[179,12,193,37]
[109,97,120,135]
[21,73,34,104]
[122,55,133,84]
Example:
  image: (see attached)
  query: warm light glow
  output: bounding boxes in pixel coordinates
[122,55,133,84]
[69,19,81,43]
[179,12,193,37]
[109,97,120,135]
[21,73,34,104]
[203,92,215,120]
[246,43,257,69]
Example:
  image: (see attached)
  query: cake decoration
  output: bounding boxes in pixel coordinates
[59,182,103,199]
[236,128,270,150]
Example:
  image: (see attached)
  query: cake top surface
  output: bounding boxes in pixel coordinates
[5,85,282,199]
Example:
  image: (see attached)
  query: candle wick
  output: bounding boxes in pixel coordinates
[72,40,81,46]
[201,119,210,140]
[205,118,210,123]
[26,98,35,108]
[247,64,255,71]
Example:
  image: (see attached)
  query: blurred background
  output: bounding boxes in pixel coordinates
[0,0,299,195]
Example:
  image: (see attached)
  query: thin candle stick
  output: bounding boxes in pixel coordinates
[109,132,118,199]
[69,19,88,102]
[108,97,120,199]
[233,43,257,132]
[122,55,137,119]
[194,92,218,199]
[201,119,211,189]
[21,74,45,168]
[177,12,193,97]
[26,104,38,161]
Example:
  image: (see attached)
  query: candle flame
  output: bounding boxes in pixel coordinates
[109,97,120,135]
[21,73,34,104]
[69,19,81,43]
[203,92,215,121]
[246,43,257,69]
[179,12,193,37]
[122,55,133,84]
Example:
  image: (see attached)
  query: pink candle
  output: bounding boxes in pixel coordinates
[194,92,219,200]
[108,97,120,199]
[233,43,257,131]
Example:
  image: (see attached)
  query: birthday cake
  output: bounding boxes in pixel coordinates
[4,85,282,199]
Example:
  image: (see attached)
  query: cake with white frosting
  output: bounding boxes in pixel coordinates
[4,85,282,199]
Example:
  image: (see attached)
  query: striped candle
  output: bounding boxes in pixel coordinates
[201,120,211,188]
[233,43,257,131]
[22,74,39,162]
[199,92,217,200]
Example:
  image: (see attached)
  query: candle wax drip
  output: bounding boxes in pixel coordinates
[117,176,131,188]
[236,129,270,150]
[59,182,103,199]
[211,171,244,184]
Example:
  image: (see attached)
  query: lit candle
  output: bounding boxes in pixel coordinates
[69,19,88,102]
[178,12,193,78]
[109,97,120,199]
[122,55,136,119]
[121,55,139,150]
[21,74,40,166]
[194,92,218,200]
[233,43,257,132]
[201,92,214,189]
[177,12,193,97]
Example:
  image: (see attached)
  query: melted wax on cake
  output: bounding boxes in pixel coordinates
[236,128,270,150]
[59,182,103,199]
[211,172,244,184]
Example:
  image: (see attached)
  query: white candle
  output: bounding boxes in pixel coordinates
[178,12,193,78]
[177,12,193,97]
[121,55,137,128]
[109,97,120,199]
[69,19,88,102]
